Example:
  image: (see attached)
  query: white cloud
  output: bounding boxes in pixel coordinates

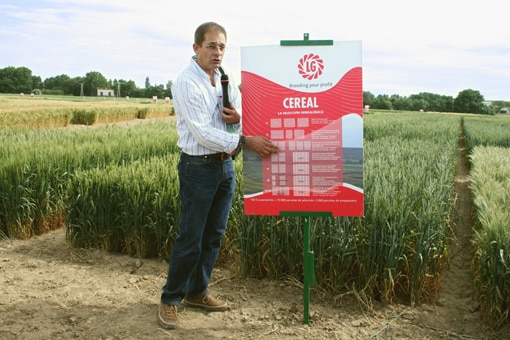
[1,0,509,99]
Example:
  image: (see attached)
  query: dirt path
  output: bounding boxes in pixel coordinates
[1,118,509,339]
[405,132,494,338]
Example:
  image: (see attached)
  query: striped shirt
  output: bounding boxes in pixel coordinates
[171,56,242,156]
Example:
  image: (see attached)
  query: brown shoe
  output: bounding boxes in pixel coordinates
[183,294,228,311]
[158,303,178,329]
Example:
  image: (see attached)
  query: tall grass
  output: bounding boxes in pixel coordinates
[462,115,510,326]
[463,115,510,152]
[0,122,178,238]
[470,146,510,326]
[67,154,181,258]
[235,112,459,305]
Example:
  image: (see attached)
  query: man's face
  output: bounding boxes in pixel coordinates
[193,30,227,74]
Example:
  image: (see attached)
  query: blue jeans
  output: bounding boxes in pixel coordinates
[161,153,236,306]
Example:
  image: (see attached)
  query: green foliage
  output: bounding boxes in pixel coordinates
[111,79,140,98]
[454,89,489,114]
[41,73,84,96]
[0,66,34,93]
[364,90,490,114]
[43,74,71,90]
[470,146,510,326]
[70,109,98,125]
[409,92,454,112]
[83,71,109,96]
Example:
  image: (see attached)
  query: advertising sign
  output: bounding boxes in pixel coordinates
[241,40,363,216]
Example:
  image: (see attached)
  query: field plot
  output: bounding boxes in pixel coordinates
[0,94,172,128]
[462,115,510,324]
[1,99,510,338]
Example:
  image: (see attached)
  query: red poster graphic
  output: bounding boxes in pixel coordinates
[241,45,363,217]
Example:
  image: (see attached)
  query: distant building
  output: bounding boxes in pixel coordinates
[500,107,509,114]
[97,88,114,97]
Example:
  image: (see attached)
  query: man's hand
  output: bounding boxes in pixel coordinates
[221,105,240,125]
[245,136,279,158]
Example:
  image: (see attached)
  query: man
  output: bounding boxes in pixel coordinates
[158,22,278,329]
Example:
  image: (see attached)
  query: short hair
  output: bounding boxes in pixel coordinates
[194,22,227,45]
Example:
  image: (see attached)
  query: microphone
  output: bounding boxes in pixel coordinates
[220,73,234,133]
[221,74,230,115]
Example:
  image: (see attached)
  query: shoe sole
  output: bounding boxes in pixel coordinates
[182,299,228,311]
[157,314,177,329]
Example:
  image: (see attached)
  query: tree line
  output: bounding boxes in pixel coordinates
[364,91,509,115]
[1,65,509,114]
[0,66,171,99]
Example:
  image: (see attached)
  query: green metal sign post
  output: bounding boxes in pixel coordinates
[280,211,332,325]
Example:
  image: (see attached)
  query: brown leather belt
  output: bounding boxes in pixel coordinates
[206,152,234,160]
[184,151,235,160]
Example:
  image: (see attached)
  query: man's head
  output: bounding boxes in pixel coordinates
[194,22,227,45]
[193,22,227,75]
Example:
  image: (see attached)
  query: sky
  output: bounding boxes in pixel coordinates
[1,0,509,100]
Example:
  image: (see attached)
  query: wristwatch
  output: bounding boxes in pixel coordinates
[232,135,246,161]
[238,135,246,149]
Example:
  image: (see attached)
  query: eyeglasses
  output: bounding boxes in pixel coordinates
[201,44,227,52]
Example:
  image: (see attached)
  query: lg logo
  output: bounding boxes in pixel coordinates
[298,54,324,80]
